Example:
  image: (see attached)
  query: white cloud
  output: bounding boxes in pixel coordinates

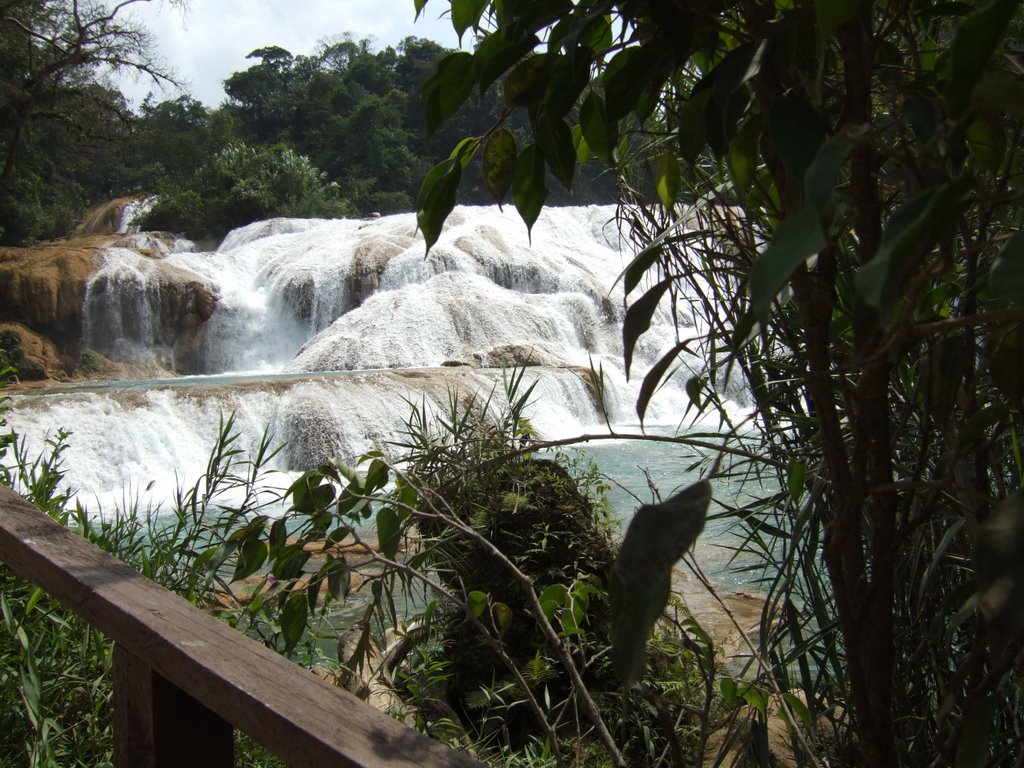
[117,0,460,107]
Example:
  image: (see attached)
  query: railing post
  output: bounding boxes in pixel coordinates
[113,644,234,768]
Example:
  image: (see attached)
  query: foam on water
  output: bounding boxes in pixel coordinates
[11,205,749,507]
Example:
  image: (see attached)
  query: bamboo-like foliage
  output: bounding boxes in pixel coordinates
[414,1,1024,764]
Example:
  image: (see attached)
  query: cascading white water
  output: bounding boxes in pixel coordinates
[9,205,749,509]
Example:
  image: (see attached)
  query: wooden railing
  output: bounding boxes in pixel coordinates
[0,486,483,768]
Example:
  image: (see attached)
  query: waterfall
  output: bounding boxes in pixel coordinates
[10,205,748,509]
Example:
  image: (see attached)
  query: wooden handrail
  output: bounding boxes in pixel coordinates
[0,486,483,768]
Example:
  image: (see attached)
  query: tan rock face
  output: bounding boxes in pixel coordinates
[0,322,66,379]
[82,255,220,374]
[74,197,139,236]
[0,237,112,375]
[0,231,218,379]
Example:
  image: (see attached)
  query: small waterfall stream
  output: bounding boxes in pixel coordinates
[8,205,748,516]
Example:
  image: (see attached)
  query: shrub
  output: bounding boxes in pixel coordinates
[76,349,107,376]
[141,143,356,240]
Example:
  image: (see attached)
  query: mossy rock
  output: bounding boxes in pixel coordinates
[422,457,617,741]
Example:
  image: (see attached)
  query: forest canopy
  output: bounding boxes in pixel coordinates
[0,3,615,245]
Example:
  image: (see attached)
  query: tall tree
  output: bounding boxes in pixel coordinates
[0,0,180,190]
[223,45,297,144]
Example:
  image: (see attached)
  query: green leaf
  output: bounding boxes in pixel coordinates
[686,376,704,410]
[711,40,769,109]
[376,506,401,560]
[232,534,268,581]
[468,590,489,618]
[504,53,555,107]
[986,324,1024,409]
[449,136,481,169]
[956,403,1010,450]
[727,114,761,195]
[815,0,861,44]
[423,52,476,138]
[972,71,1024,121]
[451,0,488,41]
[415,157,462,254]
[603,43,672,121]
[804,132,855,214]
[580,12,613,52]
[539,583,568,619]
[572,124,591,162]
[787,458,806,501]
[945,0,1018,118]
[269,517,287,555]
[544,49,591,119]
[535,112,576,189]
[855,176,972,318]
[483,128,517,203]
[612,481,711,686]
[769,93,827,193]
[327,560,351,603]
[966,114,1006,172]
[750,208,827,321]
[579,92,616,163]
[678,88,713,163]
[990,232,1024,306]
[281,591,308,653]
[720,677,739,704]
[623,278,672,378]
[743,686,767,717]
[475,32,540,94]
[492,601,513,637]
[622,244,661,296]
[656,152,681,208]
[512,144,549,240]
[636,342,688,425]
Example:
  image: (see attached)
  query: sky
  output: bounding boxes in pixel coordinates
[115,0,462,107]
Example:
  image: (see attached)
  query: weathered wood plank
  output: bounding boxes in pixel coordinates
[0,487,482,768]
[113,644,234,768]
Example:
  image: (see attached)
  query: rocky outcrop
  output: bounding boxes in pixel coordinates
[0,226,217,379]
[74,197,137,236]
[84,256,219,373]
[0,237,110,377]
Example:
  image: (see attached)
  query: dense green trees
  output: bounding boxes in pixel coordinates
[0,0,181,243]
[0,2,618,245]
[415,0,1024,765]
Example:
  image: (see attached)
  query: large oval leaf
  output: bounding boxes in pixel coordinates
[579,92,617,163]
[603,43,672,121]
[415,157,462,254]
[504,53,555,107]
[423,52,476,138]
[451,0,488,41]
[769,93,827,194]
[544,49,591,118]
[535,112,576,190]
[512,144,549,240]
[475,32,540,94]
[611,481,711,686]
[280,591,308,653]
[623,278,672,378]
[750,208,826,321]
[944,0,1018,117]
[483,128,517,204]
